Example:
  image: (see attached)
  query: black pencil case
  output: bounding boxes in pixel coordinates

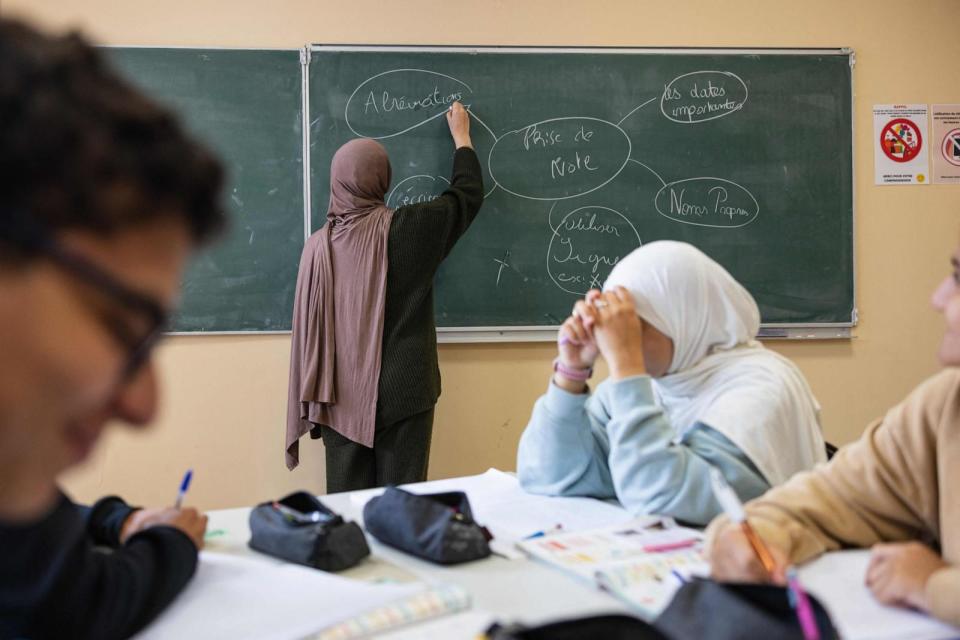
[486,615,667,640]
[248,491,369,572]
[655,577,839,639]
[362,486,491,565]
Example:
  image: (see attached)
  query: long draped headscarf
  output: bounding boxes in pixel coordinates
[603,241,826,484]
[285,139,394,469]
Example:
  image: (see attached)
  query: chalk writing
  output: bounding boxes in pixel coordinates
[660,71,748,124]
[363,86,462,114]
[655,177,759,228]
[385,174,451,210]
[547,206,641,295]
[489,117,631,201]
[346,69,473,139]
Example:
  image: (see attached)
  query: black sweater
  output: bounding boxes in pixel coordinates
[0,493,198,640]
[307,146,485,436]
[376,146,484,426]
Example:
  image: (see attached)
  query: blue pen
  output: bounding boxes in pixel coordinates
[523,524,563,540]
[174,469,193,509]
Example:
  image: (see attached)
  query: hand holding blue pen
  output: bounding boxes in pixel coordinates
[118,469,207,549]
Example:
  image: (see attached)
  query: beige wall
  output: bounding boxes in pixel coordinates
[6,0,959,510]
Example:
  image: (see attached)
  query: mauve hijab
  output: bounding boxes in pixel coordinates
[285,138,394,469]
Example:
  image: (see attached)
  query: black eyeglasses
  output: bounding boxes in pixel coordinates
[2,212,170,380]
[45,242,169,379]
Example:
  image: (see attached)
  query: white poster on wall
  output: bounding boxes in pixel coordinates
[932,104,960,184]
[874,104,929,185]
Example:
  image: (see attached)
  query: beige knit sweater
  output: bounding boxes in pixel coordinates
[707,369,960,627]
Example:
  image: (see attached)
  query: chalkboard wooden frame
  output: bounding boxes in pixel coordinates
[308,45,856,341]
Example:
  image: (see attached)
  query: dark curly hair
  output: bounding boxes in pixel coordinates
[0,18,226,259]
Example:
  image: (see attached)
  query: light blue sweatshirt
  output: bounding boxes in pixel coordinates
[516,375,770,526]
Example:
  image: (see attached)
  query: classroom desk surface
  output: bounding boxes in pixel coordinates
[199,472,960,640]
[203,477,634,639]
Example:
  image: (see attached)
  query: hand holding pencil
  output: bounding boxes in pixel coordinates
[707,468,821,639]
[706,467,789,585]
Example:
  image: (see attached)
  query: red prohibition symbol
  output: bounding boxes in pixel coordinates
[880,118,922,163]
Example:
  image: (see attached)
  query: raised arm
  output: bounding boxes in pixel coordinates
[447,100,472,151]
[391,102,484,268]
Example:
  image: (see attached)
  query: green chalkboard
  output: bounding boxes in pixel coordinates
[309,47,854,329]
[108,48,304,332]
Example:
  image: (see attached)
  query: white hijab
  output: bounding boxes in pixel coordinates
[603,241,826,485]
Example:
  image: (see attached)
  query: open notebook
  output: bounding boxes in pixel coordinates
[134,552,470,640]
[516,519,709,619]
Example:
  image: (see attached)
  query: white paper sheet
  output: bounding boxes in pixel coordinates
[798,550,959,640]
[133,552,420,640]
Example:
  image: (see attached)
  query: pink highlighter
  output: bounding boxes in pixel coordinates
[642,538,699,554]
[786,567,821,640]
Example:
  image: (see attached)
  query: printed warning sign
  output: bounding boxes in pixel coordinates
[942,130,960,166]
[933,104,960,184]
[880,119,922,162]
[874,104,929,185]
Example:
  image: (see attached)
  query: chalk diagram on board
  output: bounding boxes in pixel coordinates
[343,68,760,297]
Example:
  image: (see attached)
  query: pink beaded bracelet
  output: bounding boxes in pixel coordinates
[553,357,592,382]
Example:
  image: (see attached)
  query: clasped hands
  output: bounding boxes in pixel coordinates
[554,287,647,392]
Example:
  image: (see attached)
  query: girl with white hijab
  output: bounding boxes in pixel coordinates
[517,241,826,525]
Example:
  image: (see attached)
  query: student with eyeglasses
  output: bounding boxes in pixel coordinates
[0,19,226,640]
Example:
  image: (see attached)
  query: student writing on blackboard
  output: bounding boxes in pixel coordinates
[286,102,484,492]
[517,241,827,526]
[0,20,225,640]
[707,239,960,628]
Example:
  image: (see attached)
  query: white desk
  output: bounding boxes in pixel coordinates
[203,475,634,639]
[200,472,960,640]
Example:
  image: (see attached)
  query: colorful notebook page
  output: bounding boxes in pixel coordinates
[517,521,702,578]
[515,520,708,620]
[594,548,710,618]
